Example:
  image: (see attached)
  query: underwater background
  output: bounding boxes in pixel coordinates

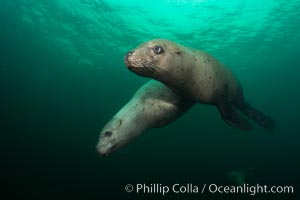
[1,0,299,199]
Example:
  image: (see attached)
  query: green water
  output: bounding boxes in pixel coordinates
[1,0,299,199]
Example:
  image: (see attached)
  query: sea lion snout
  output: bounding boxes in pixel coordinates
[97,141,116,157]
[97,146,109,157]
[97,130,116,156]
[124,50,135,67]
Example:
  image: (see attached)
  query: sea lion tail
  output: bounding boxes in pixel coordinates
[238,102,276,132]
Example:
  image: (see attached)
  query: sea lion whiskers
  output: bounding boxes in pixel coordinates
[150,64,169,73]
[140,60,157,71]
[130,58,153,70]
[145,59,169,73]
[141,63,156,72]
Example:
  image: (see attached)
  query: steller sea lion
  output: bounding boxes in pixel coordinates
[124,39,276,131]
[97,80,193,156]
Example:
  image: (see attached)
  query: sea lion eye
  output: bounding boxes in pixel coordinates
[103,131,113,137]
[152,45,163,54]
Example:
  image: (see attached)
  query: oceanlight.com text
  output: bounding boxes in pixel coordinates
[124,183,294,196]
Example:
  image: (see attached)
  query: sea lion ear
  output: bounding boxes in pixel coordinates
[175,49,181,55]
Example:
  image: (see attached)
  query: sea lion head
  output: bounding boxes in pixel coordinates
[124,39,185,81]
[97,118,130,156]
[97,130,118,157]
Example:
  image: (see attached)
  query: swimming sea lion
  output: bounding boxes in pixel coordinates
[124,39,276,131]
[97,80,193,156]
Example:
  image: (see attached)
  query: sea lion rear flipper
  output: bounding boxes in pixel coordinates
[236,102,276,132]
[217,101,253,130]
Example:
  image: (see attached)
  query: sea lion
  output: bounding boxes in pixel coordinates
[124,39,276,131]
[97,80,193,156]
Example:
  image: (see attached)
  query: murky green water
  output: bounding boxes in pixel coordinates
[1,0,299,199]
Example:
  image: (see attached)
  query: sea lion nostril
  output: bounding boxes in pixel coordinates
[125,50,134,61]
[125,51,134,67]
[128,50,134,55]
[124,51,134,66]
[103,131,113,137]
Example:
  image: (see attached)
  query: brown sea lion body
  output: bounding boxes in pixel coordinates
[97,80,193,156]
[125,39,276,131]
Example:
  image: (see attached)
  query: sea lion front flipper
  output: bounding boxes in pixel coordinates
[217,101,253,130]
